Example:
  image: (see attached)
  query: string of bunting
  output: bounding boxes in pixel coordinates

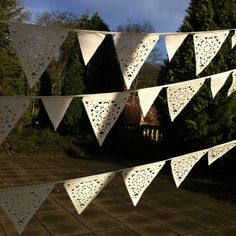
[0,20,235,89]
[0,68,235,146]
[0,139,235,234]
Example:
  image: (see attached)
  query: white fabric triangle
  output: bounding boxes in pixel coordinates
[78,31,106,65]
[8,22,68,88]
[0,98,30,144]
[0,184,54,234]
[122,161,165,206]
[232,30,236,49]
[193,31,229,75]
[113,33,160,89]
[167,78,205,121]
[228,70,236,96]
[208,140,236,165]
[82,91,130,146]
[165,33,188,61]
[171,149,208,188]
[210,71,231,98]
[138,86,163,117]
[64,172,115,214]
[42,97,73,130]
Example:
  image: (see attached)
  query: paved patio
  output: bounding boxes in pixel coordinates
[0,154,235,236]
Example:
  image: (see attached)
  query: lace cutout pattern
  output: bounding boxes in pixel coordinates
[82,92,130,146]
[114,33,159,89]
[0,98,30,144]
[64,172,115,214]
[208,141,236,165]
[171,150,208,187]
[42,97,73,130]
[0,184,54,234]
[8,22,68,87]
[138,86,162,117]
[228,71,236,96]
[167,78,205,121]
[210,71,231,98]
[123,161,165,206]
[193,31,229,75]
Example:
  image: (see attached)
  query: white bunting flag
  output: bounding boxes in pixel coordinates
[232,30,236,49]
[82,91,130,146]
[0,184,54,234]
[8,22,68,87]
[165,33,188,61]
[228,70,236,96]
[114,33,160,89]
[167,78,205,121]
[0,98,30,144]
[42,97,73,130]
[64,172,115,214]
[78,31,106,65]
[138,86,163,117]
[171,149,208,187]
[210,71,231,98]
[193,31,229,75]
[208,140,236,165]
[122,161,165,206]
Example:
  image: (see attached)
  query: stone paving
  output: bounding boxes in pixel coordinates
[0,154,235,235]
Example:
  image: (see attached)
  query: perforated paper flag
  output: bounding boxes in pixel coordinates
[114,33,159,89]
[167,78,205,121]
[64,172,115,214]
[165,33,188,61]
[78,31,106,65]
[0,98,30,144]
[0,184,54,234]
[228,70,236,96]
[232,30,236,49]
[42,97,73,130]
[8,22,68,87]
[171,149,208,188]
[138,86,163,117]
[123,161,165,206]
[193,31,229,75]
[82,91,130,146]
[210,71,231,98]
[208,140,236,165]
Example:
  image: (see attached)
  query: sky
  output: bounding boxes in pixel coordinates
[22,0,190,33]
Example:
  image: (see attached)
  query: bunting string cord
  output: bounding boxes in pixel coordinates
[1,68,235,99]
[0,20,235,36]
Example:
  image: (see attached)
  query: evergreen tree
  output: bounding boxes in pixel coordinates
[158,0,236,154]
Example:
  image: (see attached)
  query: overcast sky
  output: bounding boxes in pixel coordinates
[22,0,190,32]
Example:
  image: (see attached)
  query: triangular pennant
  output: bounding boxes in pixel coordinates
[208,140,236,165]
[193,31,229,75]
[165,33,188,61]
[0,98,30,144]
[8,22,68,87]
[171,149,208,187]
[42,97,73,130]
[64,172,115,214]
[77,31,106,65]
[122,161,165,206]
[210,71,231,98]
[0,184,54,234]
[113,33,160,89]
[167,78,205,121]
[232,30,236,49]
[82,91,130,146]
[137,86,163,117]
[228,70,236,96]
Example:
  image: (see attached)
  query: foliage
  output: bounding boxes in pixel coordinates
[158,0,236,154]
